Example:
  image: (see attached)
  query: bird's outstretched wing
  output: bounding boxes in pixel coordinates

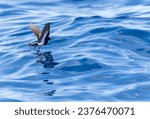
[40,23,50,44]
[29,23,41,40]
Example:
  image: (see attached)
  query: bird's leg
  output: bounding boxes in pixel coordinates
[37,46,41,52]
[34,45,41,52]
[34,46,37,51]
[39,46,41,50]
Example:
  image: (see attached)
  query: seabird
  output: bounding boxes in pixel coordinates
[29,23,50,49]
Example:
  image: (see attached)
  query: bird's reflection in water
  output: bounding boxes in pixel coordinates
[43,90,56,96]
[36,51,59,68]
[35,51,58,96]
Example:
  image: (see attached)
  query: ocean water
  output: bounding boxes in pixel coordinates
[0,0,150,102]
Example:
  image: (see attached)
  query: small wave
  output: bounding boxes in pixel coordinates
[0,0,150,101]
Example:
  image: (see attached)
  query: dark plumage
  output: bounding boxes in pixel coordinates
[29,23,50,47]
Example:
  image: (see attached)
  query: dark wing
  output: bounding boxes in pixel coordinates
[44,31,50,45]
[40,23,50,44]
[29,23,41,40]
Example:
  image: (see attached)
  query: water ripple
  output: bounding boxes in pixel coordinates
[0,0,150,101]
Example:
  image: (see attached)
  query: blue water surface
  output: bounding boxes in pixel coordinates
[0,0,150,101]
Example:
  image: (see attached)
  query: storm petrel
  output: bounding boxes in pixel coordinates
[29,23,50,49]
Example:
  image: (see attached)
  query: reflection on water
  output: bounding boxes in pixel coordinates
[0,0,150,101]
[44,90,56,96]
[35,51,58,96]
[36,51,59,68]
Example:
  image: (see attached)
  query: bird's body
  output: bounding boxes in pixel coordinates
[29,23,50,49]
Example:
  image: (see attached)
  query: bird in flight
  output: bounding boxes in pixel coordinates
[29,23,50,50]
